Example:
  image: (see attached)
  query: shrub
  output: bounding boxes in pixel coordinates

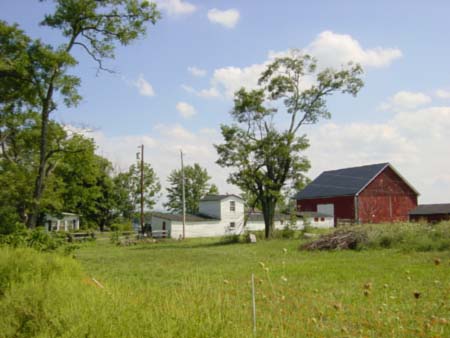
[218,234,242,244]
[0,229,66,251]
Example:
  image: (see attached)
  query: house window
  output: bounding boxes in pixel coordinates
[314,217,319,222]
[320,217,325,222]
[229,222,235,228]
[230,201,236,212]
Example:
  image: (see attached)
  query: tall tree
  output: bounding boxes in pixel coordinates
[165,163,218,214]
[113,162,161,219]
[0,0,160,228]
[216,51,364,238]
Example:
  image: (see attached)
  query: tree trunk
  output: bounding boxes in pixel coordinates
[28,105,51,228]
[262,197,276,239]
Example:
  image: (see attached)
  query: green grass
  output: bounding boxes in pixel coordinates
[1,231,450,337]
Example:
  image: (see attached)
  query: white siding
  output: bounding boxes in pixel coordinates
[219,196,245,227]
[151,216,172,236]
[171,220,242,238]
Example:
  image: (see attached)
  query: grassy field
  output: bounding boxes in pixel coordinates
[1,233,450,337]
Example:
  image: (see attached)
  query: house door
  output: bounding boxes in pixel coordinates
[162,221,166,238]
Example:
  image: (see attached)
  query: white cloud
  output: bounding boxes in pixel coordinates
[181,84,221,98]
[198,87,221,98]
[207,8,240,28]
[435,89,450,99]
[176,101,197,118]
[305,105,450,203]
[188,66,207,77]
[203,31,402,99]
[379,91,431,111]
[212,64,266,98]
[305,31,402,68]
[77,124,239,210]
[134,74,155,97]
[157,0,196,16]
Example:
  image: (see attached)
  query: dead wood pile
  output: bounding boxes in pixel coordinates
[300,229,367,251]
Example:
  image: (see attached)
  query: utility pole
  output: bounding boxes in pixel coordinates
[140,144,144,234]
[180,149,186,239]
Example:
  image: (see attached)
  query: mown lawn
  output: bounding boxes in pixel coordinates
[70,237,450,337]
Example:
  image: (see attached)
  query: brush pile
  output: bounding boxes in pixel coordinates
[301,229,367,251]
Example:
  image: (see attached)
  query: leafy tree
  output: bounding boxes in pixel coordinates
[216,51,364,238]
[165,163,218,214]
[0,0,160,228]
[113,162,161,221]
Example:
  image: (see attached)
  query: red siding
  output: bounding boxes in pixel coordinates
[297,195,355,226]
[357,167,417,223]
[297,166,418,225]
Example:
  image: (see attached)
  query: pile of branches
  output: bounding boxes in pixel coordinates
[300,229,367,251]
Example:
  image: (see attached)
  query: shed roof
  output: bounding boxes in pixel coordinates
[409,204,450,215]
[200,194,243,202]
[152,212,219,222]
[295,162,418,200]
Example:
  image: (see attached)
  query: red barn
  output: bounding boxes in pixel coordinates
[295,163,419,226]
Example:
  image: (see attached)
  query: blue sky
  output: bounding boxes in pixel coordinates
[2,0,450,206]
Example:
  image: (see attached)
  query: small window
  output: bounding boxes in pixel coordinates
[229,222,235,228]
[320,217,325,222]
[314,217,319,222]
[230,201,236,212]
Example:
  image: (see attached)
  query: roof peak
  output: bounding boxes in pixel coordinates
[323,162,389,174]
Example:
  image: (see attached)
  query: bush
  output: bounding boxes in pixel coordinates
[218,234,242,244]
[0,229,66,251]
[110,219,133,232]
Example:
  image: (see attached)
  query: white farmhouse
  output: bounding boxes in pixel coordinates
[151,194,333,239]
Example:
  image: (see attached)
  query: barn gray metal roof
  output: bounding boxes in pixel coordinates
[295,163,390,200]
[409,204,450,215]
[200,194,243,202]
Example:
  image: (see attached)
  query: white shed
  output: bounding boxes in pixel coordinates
[44,213,80,232]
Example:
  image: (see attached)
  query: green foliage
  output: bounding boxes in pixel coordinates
[110,220,133,232]
[0,229,66,251]
[165,163,217,214]
[110,231,120,245]
[0,0,160,228]
[216,51,364,238]
[360,222,450,252]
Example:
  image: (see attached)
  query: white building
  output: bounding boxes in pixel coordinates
[151,195,333,239]
[44,213,80,232]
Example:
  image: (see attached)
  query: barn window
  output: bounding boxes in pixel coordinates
[320,217,325,222]
[230,201,236,212]
[229,222,235,228]
[314,217,319,222]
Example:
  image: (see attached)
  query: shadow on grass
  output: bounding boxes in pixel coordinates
[129,239,247,251]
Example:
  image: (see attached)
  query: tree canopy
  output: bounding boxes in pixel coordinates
[0,1,160,228]
[216,51,364,238]
[164,163,218,214]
